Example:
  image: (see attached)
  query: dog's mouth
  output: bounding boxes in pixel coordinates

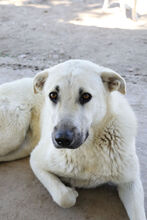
[52,130,89,149]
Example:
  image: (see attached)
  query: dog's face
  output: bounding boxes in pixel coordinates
[34,60,126,149]
[44,66,107,149]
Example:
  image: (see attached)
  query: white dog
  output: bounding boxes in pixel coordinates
[0,60,145,219]
[0,78,42,162]
[29,60,146,220]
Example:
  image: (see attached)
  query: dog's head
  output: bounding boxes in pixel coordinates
[34,60,126,149]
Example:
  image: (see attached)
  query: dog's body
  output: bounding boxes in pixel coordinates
[0,60,146,219]
[0,78,42,162]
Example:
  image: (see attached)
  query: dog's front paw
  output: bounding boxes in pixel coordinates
[53,187,78,208]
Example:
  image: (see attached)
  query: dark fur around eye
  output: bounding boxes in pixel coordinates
[79,93,92,105]
[49,92,58,104]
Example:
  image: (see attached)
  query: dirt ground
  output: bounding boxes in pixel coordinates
[0,0,147,219]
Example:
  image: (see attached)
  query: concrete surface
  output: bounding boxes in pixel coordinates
[0,0,147,219]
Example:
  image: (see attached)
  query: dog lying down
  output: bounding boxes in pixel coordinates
[0,60,146,220]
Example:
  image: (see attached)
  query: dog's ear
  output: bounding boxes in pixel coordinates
[100,70,126,94]
[33,70,49,94]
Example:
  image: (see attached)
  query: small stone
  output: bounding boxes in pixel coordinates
[128,68,133,72]
[19,54,27,58]
[52,54,59,60]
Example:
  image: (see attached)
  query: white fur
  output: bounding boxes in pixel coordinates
[0,78,43,162]
[29,60,146,220]
[0,60,145,219]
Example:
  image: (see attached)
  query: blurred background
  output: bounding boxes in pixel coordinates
[0,0,147,219]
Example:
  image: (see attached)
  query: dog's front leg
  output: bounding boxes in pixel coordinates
[30,156,78,208]
[118,177,146,220]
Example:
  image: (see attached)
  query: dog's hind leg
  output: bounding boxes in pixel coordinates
[0,133,32,162]
[0,101,31,157]
[118,177,146,220]
[0,146,29,162]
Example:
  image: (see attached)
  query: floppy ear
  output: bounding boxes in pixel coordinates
[100,70,126,94]
[33,70,49,94]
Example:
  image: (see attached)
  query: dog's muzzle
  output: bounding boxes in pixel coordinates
[52,126,89,149]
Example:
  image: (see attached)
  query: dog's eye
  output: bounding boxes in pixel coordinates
[49,92,58,103]
[79,93,92,105]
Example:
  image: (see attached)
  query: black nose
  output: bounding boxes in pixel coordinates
[54,130,74,148]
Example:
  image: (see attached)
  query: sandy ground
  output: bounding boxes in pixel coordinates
[0,0,147,219]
